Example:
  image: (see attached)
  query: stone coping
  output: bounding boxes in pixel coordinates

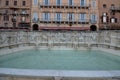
[0,47,120,78]
[0,46,120,56]
[0,68,120,78]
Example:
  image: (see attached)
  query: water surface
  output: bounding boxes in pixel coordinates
[0,50,120,70]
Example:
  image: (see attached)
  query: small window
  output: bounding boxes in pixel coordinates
[110,18,115,23]
[111,4,115,9]
[22,10,26,14]
[14,1,17,6]
[0,0,1,5]
[111,4,115,7]
[6,1,8,5]
[3,15,9,21]
[103,4,106,8]
[23,1,26,6]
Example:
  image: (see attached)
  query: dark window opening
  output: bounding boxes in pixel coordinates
[103,4,107,8]
[3,15,9,21]
[6,1,9,6]
[23,1,26,6]
[14,1,17,6]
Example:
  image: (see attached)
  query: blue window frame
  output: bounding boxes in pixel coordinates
[79,13,86,22]
[90,14,97,23]
[68,0,74,6]
[33,0,38,6]
[43,12,50,21]
[80,0,86,6]
[56,0,62,6]
[43,0,49,5]
[68,13,74,21]
[56,12,62,21]
[33,12,38,21]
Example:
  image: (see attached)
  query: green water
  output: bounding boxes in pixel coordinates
[0,50,120,70]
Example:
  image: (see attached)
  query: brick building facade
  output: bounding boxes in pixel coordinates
[98,0,120,30]
[0,0,119,31]
[0,0,31,30]
[31,0,99,31]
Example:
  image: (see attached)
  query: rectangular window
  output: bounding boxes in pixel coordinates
[56,13,62,21]
[33,12,38,21]
[56,0,61,6]
[91,0,96,7]
[79,13,86,22]
[80,0,86,6]
[44,0,49,5]
[43,13,50,21]
[6,1,9,6]
[22,10,26,14]
[68,13,74,21]
[14,1,17,6]
[3,15,9,21]
[21,17,26,22]
[34,0,38,6]
[68,0,73,6]
[90,14,97,23]
[23,1,26,6]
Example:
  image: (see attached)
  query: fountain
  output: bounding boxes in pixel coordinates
[0,31,120,51]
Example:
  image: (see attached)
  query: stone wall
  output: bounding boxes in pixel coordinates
[0,31,120,80]
[0,31,120,51]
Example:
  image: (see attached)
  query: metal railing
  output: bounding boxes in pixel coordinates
[110,7,120,11]
[36,18,90,24]
[39,3,90,8]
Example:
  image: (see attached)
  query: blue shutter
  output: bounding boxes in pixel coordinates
[43,0,45,5]
[68,0,69,5]
[72,13,74,21]
[72,0,74,6]
[67,13,69,21]
[34,0,38,6]
[84,14,86,22]
[84,0,86,6]
[48,13,50,21]
[95,15,97,22]
[80,0,82,6]
[56,0,57,5]
[60,13,62,21]
[55,13,57,21]
[80,0,85,6]
[90,14,93,22]
[33,12,38,21]
[43,13,45,21]
[61,0,62,6]
[48,0,50,5]
[80,14,82,22]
